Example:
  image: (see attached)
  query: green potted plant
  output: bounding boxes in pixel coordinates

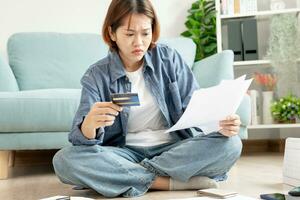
[271,94,300,123]
[181,0,217,62]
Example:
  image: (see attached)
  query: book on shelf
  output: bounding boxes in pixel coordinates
[249,90,261,125]
[221,0,228,15]
[220,0,257,15]
[228,0,235,15]
[234,0,240,14]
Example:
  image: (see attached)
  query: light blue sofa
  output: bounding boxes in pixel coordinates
[0,33,250,179]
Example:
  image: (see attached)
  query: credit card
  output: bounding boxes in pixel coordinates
[111,93,140,107]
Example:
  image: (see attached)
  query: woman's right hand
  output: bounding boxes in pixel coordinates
[81,102,123,139]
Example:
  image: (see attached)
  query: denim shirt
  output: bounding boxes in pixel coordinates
[68,43,200,147]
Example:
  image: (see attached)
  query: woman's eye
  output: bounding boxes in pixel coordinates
[143,33,150,36]
[126,33,134,36]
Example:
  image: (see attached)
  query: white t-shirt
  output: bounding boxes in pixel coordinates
[125,66,175,146]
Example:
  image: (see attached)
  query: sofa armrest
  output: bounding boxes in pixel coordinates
[0,54,19,91]
[236,94,251,127]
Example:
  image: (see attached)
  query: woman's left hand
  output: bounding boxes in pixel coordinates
[219,114,241,137]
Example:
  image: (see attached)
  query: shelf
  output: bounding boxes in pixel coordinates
[233,59,300,66]
[234,60,271,66]
[248,123,300,129]
[220,8,300,19]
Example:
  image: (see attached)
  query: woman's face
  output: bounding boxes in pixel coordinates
[110,13,153,69]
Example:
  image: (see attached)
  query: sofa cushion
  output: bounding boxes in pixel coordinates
[159,37,196,68]
[7,33,196,91]
[192,50,234,88]
[8,33,109,90]
[0,89,81,132]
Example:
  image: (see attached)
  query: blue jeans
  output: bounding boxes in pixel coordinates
[52,132,242,198]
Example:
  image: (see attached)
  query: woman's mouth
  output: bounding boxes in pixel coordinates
[132,49,143,55]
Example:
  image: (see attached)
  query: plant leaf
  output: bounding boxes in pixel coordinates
[181,0,217,62]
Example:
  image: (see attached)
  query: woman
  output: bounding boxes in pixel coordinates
[53,0,242,198]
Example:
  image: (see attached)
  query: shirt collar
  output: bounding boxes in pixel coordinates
[143,50,155,72]
[109,50,155,83]
[109,51,126,83]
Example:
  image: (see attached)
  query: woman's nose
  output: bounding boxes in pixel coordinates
[133,35,143,46]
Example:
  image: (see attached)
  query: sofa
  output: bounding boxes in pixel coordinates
[0,32,251,179]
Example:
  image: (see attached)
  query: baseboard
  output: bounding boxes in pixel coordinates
[11,140,285,166]
[242,139,285,154]
[14,150,58,166]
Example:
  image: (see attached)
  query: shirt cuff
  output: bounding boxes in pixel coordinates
[68,119,105,146]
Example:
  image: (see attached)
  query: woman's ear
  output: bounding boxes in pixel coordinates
[108,26,116,41]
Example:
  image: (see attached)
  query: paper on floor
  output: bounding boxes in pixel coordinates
[165,75,252,134]
[40,196,95,200]
[168,195,258,200]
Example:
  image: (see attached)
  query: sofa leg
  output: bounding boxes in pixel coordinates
[9,151,15,167]
[0,150,10,179]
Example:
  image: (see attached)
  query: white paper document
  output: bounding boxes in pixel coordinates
[165,75,252,134]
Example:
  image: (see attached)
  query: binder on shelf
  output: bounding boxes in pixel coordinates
[241,18,258,61]
[227,20,243,61]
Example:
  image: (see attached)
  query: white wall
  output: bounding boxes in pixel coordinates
[0,0,195,58]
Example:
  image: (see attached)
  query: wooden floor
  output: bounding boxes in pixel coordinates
[0,151,293,200]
